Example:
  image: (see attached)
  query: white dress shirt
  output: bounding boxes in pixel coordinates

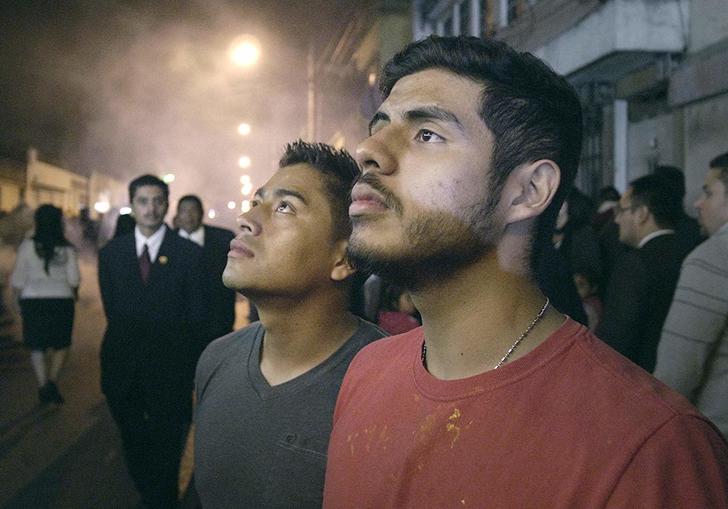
[135,224,167,262]
[178,226,205,247]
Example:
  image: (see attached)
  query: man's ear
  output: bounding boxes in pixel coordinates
[634,204,650,225]
[503,159,561,225]
[330,239,356,282]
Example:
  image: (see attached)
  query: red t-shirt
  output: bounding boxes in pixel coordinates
[323,319,728,508]
[377,310,420,336]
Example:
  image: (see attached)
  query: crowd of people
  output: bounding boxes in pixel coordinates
[7,35,728,508]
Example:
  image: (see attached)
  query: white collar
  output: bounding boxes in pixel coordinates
[178,225,205,247]
[135,224,167,262]
[638,229,675,249]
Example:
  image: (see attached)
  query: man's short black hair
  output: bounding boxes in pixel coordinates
[129,174,169,202]
[710,152,728,190]
[178,194,204,214]
[380,35,583,265]
[629,174,682,230]
[654,165,686,201]
[278,140,360,241]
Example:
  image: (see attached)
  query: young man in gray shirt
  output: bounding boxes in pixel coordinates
[194,140,386,508]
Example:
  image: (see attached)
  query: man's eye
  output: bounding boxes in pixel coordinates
[415,129,444,143]
[276,201,293,213]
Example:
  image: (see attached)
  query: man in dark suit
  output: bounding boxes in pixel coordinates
[99,174,204,508]
[176,194,236,355]
[596,174,685,372]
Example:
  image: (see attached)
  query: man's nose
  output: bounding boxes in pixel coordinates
[355,132,398,176]
[237,210,261,236]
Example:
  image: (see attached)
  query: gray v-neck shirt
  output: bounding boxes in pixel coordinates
[194,319,386,509]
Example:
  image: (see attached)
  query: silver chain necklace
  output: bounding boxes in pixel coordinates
[421,298,550,370]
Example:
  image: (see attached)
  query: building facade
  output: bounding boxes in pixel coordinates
[411,0,728,212]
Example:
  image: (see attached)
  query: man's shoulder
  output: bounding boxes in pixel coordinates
[574,327,711,426]
[346,327,421,374]
[99,234,132,257]
[686,230,728,265]
[204,224,235,241]
[196,323,262,385]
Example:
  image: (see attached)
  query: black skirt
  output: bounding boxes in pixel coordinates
[19,298,75,350]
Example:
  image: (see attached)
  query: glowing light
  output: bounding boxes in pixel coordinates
[229,35,261,67]
[162,173,176,183]
[237,123,251,136]
[94,201,111,214]
[368,72,377,86]
[240,174,251,184]
[241,200,251,213]
[227,201,236,210]
[208,209,217,219]
[120,206,132,215]
[241,182,253,195]
[238,156,251,168]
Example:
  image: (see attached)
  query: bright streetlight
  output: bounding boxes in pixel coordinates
[237,123,251,136]
[162,173,176,183]
[229,35,261,68]
[238,156,251,169]
[241,200,251,213]
[227,201,237,210]
[208,209,217,219]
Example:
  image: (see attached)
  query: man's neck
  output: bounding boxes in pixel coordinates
[411,249,565,381]
[138,224,164,238]
[255,289,358,386]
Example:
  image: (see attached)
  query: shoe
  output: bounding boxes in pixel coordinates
[38,384,53,404]
[44,381,64,404]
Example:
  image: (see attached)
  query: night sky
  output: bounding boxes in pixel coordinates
[0,0,367,212]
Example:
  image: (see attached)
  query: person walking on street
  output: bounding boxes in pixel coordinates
[11,204,80,405]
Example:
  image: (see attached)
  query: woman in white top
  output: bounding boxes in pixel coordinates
[11,204,80,404]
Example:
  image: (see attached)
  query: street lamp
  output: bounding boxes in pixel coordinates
[237,123,251,136]
[229,35,261,68]
[238,156,251,169]
[162,173,176,184]
[241,200,251,213]
[227,201,237,210]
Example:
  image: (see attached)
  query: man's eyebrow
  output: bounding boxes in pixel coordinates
[254,187,308,205]
[405,106,464,132]
[368,111,390,134]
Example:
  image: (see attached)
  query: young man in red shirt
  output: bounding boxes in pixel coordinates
[323,36,728,508]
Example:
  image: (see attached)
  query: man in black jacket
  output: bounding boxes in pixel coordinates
[596,174,685,371]
[176,194,236,355]
[99,174,205,508]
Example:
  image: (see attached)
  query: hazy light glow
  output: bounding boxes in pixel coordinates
[227,201,237,210]
[120,206,132,215]
[208,209,217,219]
[241,200,251,213]
[241,182,253,195]
[238,156,251,168]
[94,201,111,214]
[240,174,251,184]
[229,35,261,68]
[237,123,251,136]
[162,173,176,183]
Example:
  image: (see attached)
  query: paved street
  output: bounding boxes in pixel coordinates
[0,245,248,508]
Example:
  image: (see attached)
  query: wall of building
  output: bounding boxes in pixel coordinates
[627,112,682,182]
[26,154,88,217]
[681,93,728,212]
[688,0,728,53]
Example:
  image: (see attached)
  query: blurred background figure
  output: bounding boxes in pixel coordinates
[376,284,420,335]
[654,152,728,437]
[654,165,704,259]
[175,194,236,356]
[10,204,80,404]
[113,212,136,239]
[573,270,603,332]
[553,188,602,279]
[592,186,620,232]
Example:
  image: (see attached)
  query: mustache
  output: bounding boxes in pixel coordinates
[354,173,403,214]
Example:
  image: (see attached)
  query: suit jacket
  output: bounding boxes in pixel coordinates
[596,233,684,372]
[98,227,205,401]
[197,225,236,346]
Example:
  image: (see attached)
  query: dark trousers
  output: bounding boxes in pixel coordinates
[107,385,191,508]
